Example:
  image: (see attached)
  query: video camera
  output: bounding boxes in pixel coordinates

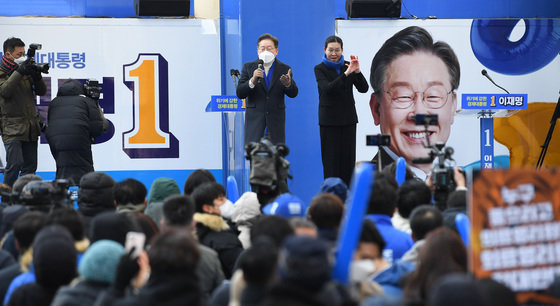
[0,179,73,210]
[26,43,50,74]
[366,133,391,169]
[84,79,102,100]
[245,137,290,205]
[411,114,458,209]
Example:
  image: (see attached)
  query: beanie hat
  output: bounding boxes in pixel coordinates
[319,177,348,203]
[78,172,116,210]
[79,240,125,284]
[89,212,134,246]
[263,193,306,219]
[147,178,181,206]
[277,236,331,292]
[32,225,77,289]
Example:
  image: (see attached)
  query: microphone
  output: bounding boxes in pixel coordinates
[257,59,264,84]
[481,69,510,94]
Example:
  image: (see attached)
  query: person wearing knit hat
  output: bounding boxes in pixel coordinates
[51,240,125,306]
[318,177,348,203]
[0,37,47,188]
[94,229,202,306]
[260,236,331,306]
[7,225,76,306]
[144,177,181,229]
[78,171,116,229]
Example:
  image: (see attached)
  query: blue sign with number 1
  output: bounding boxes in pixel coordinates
[480,117,494,169]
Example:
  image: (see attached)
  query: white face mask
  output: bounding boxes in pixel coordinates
[13,56,27,65]
[258,51,275,65]
[220,199,235,219]
[349,259,376,283]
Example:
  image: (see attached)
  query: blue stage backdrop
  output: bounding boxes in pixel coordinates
[237,0,335,204]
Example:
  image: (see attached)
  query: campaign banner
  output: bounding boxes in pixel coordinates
[0,17,223,185]
[462,93,528,110]
[471,169,560,304]
[337,19,560,169]
[208,95,244,112]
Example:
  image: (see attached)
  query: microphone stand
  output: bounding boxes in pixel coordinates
[230,69,240,89]
[536,92,560,168]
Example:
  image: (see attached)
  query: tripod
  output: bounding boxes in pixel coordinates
[536,92,560,168]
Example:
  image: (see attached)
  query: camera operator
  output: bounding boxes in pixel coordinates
[46,79,108,185]
[0,37,47,187]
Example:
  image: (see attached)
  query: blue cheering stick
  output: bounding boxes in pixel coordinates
[226,175,239,203]
[332,163,375,285]
[395,157,406,186]
[455,213,471,249]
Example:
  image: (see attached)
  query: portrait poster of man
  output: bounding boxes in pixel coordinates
[337,19,560,174]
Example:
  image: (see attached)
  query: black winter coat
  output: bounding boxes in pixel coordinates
[46,80,105,185]
[51,280,109,306]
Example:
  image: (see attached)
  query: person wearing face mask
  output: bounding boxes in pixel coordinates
[314,35,369,186]
[0,37,47,187]
[237,33,298,145]
[191,182,243,279]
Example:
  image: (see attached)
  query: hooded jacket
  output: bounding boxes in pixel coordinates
[46,79,105,185]
[144,178,180,228]
[0,68,46,143]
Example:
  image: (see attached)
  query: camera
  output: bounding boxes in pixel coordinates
[366,134,391,146]
[414,114,438,126]
[18,179,73,210]
[245,137,290,204]
[412,114,459,209]
[26,43,49,74]
[84,79,102,100]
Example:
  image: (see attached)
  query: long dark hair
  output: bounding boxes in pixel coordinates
[403,227,467,305]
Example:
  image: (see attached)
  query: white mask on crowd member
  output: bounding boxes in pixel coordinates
[14,56,27,65]
[220,199,235,219]
[258,51,275,65]
[349,259,376,283]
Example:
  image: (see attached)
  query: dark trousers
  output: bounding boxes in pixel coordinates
[3,140,38,187]
[320,124,356,186]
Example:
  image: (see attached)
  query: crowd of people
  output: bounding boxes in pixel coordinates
[0,164,543,306]
[0,22,555,306]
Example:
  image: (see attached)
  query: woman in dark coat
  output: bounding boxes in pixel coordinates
[314,35,369,186]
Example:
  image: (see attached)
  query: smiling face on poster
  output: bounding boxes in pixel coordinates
[368,26,460,174]
[338,19,560,172]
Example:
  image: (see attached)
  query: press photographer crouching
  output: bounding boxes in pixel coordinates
[46,79,109,186]
[0,38,48,187]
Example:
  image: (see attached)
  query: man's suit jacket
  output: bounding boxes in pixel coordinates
[314,61,368,126]
[237,59,298,144]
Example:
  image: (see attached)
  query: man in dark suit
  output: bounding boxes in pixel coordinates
[237,33,298,145]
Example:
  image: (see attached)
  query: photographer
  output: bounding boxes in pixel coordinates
[0,37,47,187]
[46,79,108,185]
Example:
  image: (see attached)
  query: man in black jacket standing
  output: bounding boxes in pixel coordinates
[46,79,107,185]
[237,33,298,145]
